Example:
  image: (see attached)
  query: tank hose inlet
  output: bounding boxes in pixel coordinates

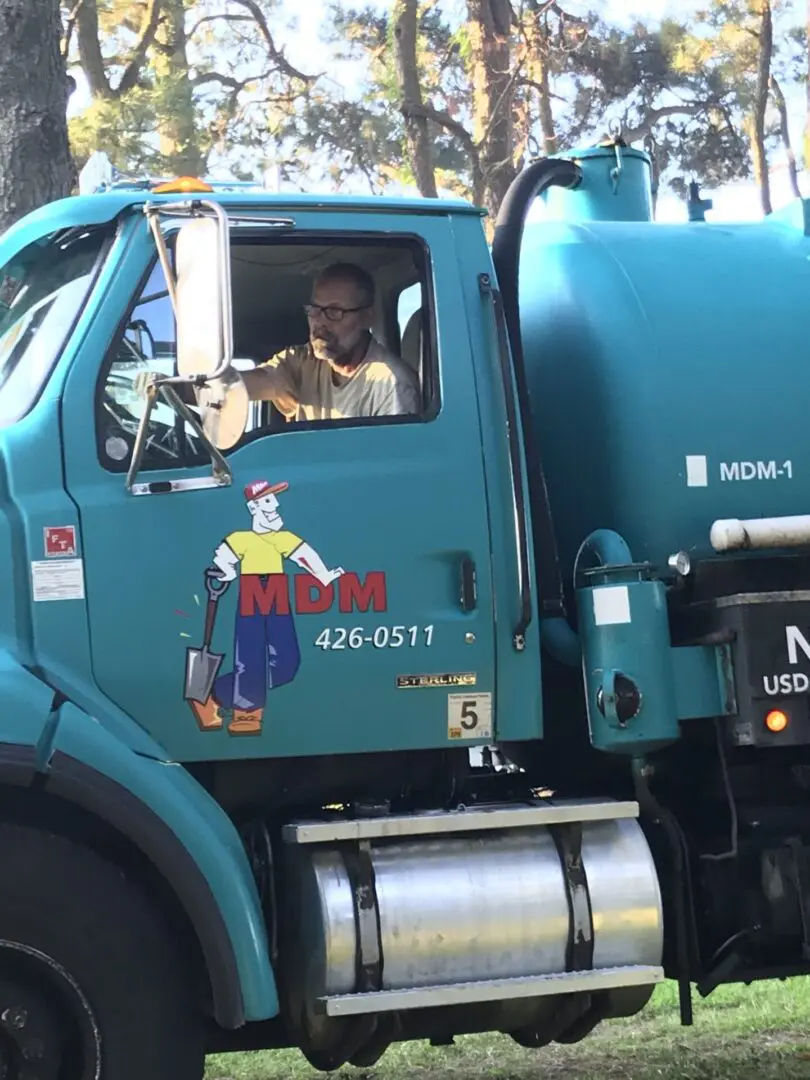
[540,529,634,667]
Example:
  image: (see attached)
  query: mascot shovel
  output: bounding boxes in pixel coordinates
[184,568,230,706]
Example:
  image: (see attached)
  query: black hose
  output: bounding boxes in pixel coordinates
[491,157,582,619]
[632,759,695,1026]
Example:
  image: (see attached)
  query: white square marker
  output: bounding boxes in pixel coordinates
[686,455,708,488]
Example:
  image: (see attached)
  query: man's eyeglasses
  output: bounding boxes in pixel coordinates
[303,303,367,323]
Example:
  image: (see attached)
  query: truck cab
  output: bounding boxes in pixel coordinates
[0,159,572,1078]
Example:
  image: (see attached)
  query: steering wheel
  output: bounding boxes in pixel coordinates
[100,332,185,463]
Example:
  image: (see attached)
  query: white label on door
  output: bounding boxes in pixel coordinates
[593,585,631,626]
[31,559,85,602]
[447,692,492,741]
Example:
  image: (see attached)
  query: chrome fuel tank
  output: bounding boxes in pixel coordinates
[280,803,663,1004]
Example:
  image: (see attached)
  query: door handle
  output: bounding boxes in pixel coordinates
[459,556,477,612]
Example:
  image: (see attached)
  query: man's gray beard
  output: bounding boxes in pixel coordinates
[313,340,357,368]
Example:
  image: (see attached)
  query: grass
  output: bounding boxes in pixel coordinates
[205,977,810,1079]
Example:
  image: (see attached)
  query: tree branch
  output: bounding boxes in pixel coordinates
[191,71,255,91]
[117,0,162,94]
[400,102,477,156]
[229,0,317,82]
[188,13,254,40]
[621,103,707,143]
[517,76,565,101]
[475,53,527,151]
[62,0,85,61]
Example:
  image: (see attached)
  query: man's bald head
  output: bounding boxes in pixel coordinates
[313,262,375,308]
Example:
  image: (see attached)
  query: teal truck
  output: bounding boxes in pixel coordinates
[0,137,809,1078]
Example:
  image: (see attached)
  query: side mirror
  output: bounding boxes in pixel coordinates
[173,209,247,450]
[175,215,233,379]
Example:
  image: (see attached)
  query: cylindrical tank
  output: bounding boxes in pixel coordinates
[518,194,810,582]
[281,816,662,999]
[541,142,654,223]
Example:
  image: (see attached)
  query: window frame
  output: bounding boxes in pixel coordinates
[0,222,118,428]
[96,225,442,474]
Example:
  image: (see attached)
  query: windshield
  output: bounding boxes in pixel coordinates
[0,225,112,425]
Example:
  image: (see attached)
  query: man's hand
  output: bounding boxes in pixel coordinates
[212,542,239,583]
[133,370,160,397]
[215,366,242,389]
[290,544,346,586]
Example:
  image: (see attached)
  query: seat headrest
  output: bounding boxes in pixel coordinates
[401,308,423,373]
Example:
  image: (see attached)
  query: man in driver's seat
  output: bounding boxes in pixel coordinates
[241,262,420,421]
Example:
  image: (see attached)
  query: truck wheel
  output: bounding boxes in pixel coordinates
[0,823,205,1079]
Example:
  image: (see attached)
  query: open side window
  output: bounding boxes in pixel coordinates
[96,251,260,474]
[95,201,439,493]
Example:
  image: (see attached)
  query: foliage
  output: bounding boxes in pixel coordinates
[61,0,810,216]
[64,0,315,179]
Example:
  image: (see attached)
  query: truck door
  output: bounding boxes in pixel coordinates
[60,207,497,763]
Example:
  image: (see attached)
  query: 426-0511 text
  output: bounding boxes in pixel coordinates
[314,626,435,650]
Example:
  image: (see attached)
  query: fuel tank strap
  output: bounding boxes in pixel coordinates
[549,823,595,971]
[342,843,383,993]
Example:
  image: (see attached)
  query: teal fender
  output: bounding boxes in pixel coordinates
[0,656,278,1027]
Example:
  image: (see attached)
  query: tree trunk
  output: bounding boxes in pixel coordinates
[536,61,557,156]
[770,75,801,199]
[466,0,517,218]
[74,0,114,99]
[393,0,438,198]
[154,0,204,176]
[0,0,74,233]
[523,0,557,156]
[750,0,773,216]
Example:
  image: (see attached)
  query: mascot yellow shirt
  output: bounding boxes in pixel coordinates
[224,530,303,575]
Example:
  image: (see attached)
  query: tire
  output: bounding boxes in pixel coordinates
[0,823,205,1079]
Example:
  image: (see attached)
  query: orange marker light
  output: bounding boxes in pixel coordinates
[151,177,214,194]
[765,709,789,733]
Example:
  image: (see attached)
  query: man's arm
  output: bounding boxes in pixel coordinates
[289,542,344,586]
[240,348,302,417]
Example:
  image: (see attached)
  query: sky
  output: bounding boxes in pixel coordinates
[67,0,808,224]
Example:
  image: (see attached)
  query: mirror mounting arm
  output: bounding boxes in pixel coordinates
[125,379,159,490]
[126,376,233,497]
[145,211,178,318]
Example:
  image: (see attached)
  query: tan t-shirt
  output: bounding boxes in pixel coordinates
[253,337,420,422]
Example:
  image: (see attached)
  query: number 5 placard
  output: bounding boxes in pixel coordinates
[447,693,492,741]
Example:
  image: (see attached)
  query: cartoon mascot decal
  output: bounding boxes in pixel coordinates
[184,480,344,736]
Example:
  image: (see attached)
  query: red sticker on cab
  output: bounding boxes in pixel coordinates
[44,526,77,558]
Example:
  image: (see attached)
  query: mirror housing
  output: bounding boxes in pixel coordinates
[129,199,247,492]
[175,212,233,379]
